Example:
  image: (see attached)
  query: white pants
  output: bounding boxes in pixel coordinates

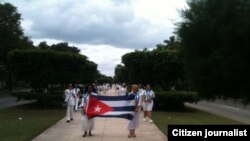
[82,115,94,131]
[128,112,140,130]
[66,105,74,121]
[75,98,79,111]
[142,101,154,111]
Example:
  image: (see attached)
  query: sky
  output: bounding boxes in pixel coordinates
[2,0,188,76]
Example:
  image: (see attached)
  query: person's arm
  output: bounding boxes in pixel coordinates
[142,91,146,102]
[81,100,85,115]
[82,95,88,114]
[72,90,77,99]
[151,91,155,99]
[64,90,70,102]
[135,95,142,112]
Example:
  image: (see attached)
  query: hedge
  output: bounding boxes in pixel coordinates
[153,91,200,111]
[11,90,64,108]
[11,90,200,110]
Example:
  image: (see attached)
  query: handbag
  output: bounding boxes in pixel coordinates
[62,101,68,108]
[62,91,71,108]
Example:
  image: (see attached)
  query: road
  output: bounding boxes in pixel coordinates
[0,96,35,109]
[185,100,250,124]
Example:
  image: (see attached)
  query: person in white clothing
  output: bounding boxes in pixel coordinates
[138,83,145,96]
[127,85,142,138]
[73,84,81,111]
[64,84,77,123]
[118,83,127,96]
[138,83,145,112]
[81,84,98,137]
[142,84,155,123]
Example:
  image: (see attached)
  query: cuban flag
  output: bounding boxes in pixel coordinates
[86,94,136,120]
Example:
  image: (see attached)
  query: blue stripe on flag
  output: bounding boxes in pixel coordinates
[92,95,135,101]
[112,106,135,111]
[93,114,134,120]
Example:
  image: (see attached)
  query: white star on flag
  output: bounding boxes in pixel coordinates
[94,105,102,112]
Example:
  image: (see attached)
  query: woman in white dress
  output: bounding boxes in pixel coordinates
[64,84,77,123]
[127,85,142,138]
[142,84,155,123]
[81,84,98,137]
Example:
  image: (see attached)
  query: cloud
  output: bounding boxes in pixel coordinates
[76,44,133,76]
[3,0,187,76]
[134,0,188,26]
[5,0,183,49]
[32,38,133,76]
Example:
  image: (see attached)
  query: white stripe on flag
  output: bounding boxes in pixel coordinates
[103,111,135,115]
[102,100,135,107]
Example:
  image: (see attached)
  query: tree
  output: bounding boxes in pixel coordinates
[96,74,113,84]
[38,42,80,54]
[156,36,180,51]
[37,41,50,50]
[50,42,80,54]
[0,2,34,64]
[151,50,184,90]
[81,61,98,84]
[116,49,184,91]
[177,0,250,101]
[114,64,129,83]
[8,49,97,91]
[164,36,179,50]
[0,3,33,90]
[0,65,7,81]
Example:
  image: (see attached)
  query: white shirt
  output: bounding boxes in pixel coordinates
[73,88,80,95]
[143,90,155,100]
[129,92,142,107]
[64,89,77,105]
[118,87,127,96]
[81,92,98,109]
[138,88,145,96]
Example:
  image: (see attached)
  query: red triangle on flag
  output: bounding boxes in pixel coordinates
[86,95,113,119]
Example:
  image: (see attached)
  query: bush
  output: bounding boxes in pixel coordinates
[153,91,200,111]
[11,90,64,108]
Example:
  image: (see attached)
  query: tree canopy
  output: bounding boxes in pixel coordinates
[38,41,80,54]
[8,49,98,91]
[0,2,34,90]
[156,36,180,51]
[0,3,33,66]
[96,74,113,84]
[177,0,250,101]
[115,48,185,91]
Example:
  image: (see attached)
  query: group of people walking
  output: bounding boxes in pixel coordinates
[116,83,155,122]
[64,84,97,136]
[63,83,155,138]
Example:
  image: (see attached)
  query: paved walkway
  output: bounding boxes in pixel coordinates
[32,88,167,141]
[185,101,250,124]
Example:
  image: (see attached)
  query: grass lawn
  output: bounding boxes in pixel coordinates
[0,104,65,141]
[153,107,243,135]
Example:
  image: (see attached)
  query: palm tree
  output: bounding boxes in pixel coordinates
[164,36,179,50]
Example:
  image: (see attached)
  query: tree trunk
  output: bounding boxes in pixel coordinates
[7,63,12,92]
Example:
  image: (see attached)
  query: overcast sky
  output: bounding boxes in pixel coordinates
[2,0,187,76]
